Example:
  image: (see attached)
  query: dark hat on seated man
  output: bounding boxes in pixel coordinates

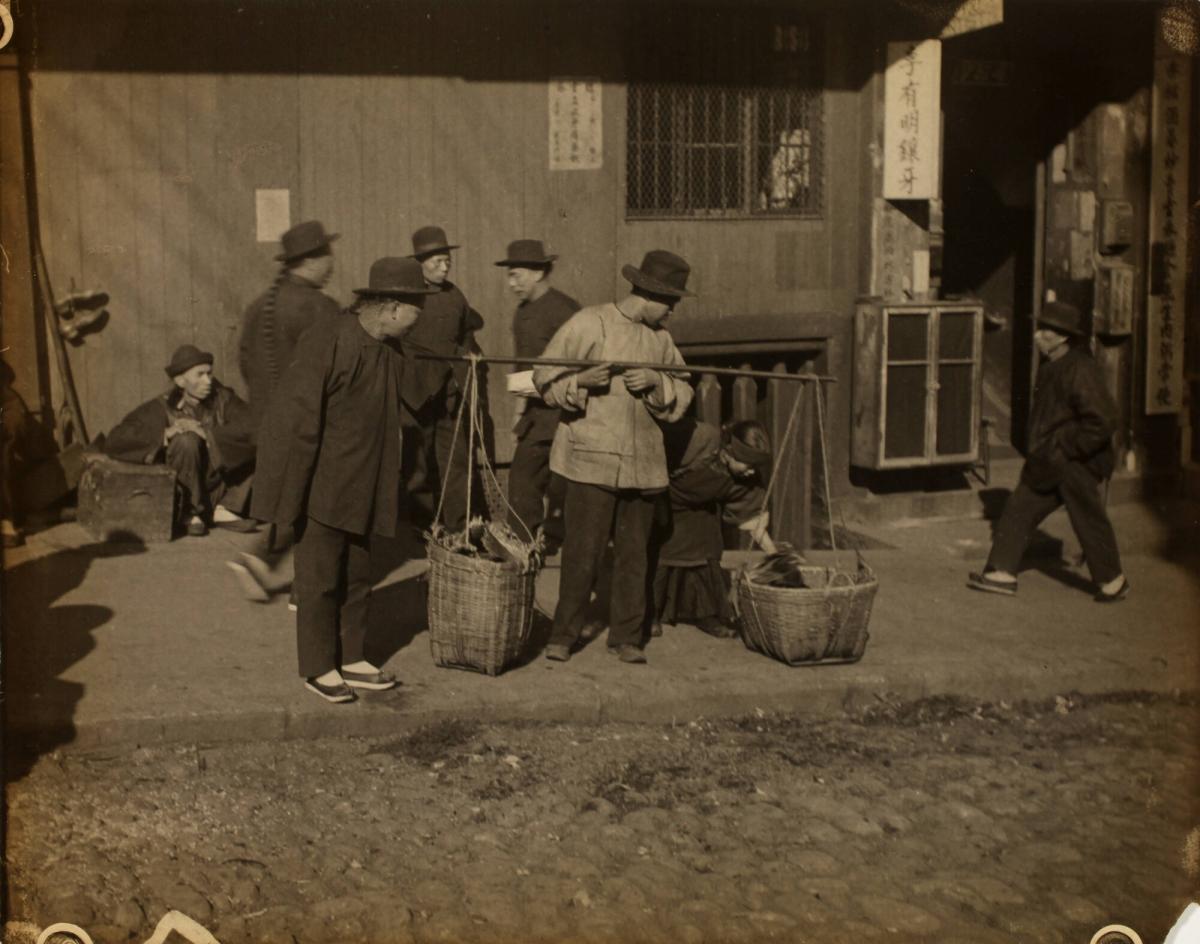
[494,239,557,268]
[622,249,695,299]
[409,225,460,259]
[276,220,339,262]
[1037,300,1088,337]
[165,344,214,378]
[354,257,439,297]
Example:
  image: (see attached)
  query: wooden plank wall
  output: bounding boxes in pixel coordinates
[25,1,863,466]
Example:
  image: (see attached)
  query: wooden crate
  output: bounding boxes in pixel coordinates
[77,454,176,543]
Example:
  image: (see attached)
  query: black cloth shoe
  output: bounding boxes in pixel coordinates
[606,644,647,664]
[544,644,572,662]
[1093,578,1130,603]
[304,677,356,703]
[967,571,1016,596]
[696,617,739,639]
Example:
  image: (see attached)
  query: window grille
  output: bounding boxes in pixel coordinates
[626,18,823,220]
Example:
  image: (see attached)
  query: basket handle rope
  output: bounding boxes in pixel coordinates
[432,355,537,545]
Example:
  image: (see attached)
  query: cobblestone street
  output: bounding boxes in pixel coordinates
[6,692,1198,944]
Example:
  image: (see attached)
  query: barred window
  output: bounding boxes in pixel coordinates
[626,18,823,220]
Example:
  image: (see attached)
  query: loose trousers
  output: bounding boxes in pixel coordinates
[507,425,566,541]
[294,516,371,678]
[986,461,1123,584]
[552,482,657,649]
[165,431,250,520]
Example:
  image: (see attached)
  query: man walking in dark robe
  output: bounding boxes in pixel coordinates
[495,239,579,545]
[252,257,434,703]
[104,345,255,537]
[231,219,341,601]
[399,225,481,531]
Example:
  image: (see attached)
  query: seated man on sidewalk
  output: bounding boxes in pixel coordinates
[968,300,1128,602]
[104,345,256,537]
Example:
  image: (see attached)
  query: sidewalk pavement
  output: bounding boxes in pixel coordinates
[3,498,1198,758]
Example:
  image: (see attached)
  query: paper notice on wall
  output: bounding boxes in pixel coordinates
[940,0,1004,38]
[912,249,930,295]
[883,40,941,200]
[1145,53,1191,415]
[255,189,290,243]
[549,79,602,171]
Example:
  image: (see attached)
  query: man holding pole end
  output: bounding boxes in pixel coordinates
[534,250,695,664]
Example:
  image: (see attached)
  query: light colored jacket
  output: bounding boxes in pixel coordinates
[533,303,693,490]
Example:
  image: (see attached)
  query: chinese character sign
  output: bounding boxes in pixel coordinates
[884,40,941,201]
[549,79,602,171]
[1146,53,1192,415]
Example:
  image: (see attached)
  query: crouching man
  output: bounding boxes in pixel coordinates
[251,257,434,704]
[104,345,255,537]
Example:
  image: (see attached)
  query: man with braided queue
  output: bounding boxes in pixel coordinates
[229,220,340,603]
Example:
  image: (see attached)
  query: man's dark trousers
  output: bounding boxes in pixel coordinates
[294,515,371,678]
[552,482,657,650]
[507,409,565,541]
[986,461,1122,584]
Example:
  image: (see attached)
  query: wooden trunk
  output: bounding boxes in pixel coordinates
[77,454,176,543]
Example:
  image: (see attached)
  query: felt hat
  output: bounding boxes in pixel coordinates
[354,256,439,297]
[1037,300,1088,338]
[276,220,339,262]
[165,344,214,378]
[494,239,557,268]
[409,225,460,259]
[621,249,695,298]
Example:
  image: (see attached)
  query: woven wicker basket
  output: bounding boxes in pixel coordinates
[736,563,878,666]
[426,540,537,676]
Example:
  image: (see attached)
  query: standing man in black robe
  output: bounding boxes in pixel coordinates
[400,225,481,531]
[251,257,435,704]
[495,239,579,545]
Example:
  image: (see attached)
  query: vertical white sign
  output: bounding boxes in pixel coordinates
[1145,53,1191,415]
[549,79,603,171]
[883,40,942,200]
[255,189,291,243]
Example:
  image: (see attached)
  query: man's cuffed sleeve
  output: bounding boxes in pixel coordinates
[643,345,693,423]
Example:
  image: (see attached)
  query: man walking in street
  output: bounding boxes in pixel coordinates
[251,257,435,703]
[400,225,481,531]
[495,239,579,546]
[968,300,1128,602]
[534,250,695,664]
[231,219,341,602]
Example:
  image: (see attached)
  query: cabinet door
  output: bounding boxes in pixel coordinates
[883,309,932,461]
[933,308,979,459]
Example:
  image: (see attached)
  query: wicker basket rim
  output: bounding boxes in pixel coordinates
[737,574,879,599]
[428,540,538,575]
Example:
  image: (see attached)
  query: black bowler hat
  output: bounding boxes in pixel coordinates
[622,249,695,299]
[409,225,460,259]
[494,239,557,268]
[276,220,339,262]
[165,344,214,378]
[1037,300,1088,338]
[354,257,439,297]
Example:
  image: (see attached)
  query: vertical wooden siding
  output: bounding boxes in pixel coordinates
[27,3,861,463]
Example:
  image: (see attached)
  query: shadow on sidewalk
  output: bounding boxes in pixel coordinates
[2,535,148,782]
[365,530,430,667]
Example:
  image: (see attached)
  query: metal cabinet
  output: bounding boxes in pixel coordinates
[851,299,984,470]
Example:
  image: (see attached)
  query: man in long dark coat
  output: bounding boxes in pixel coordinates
[105,345,255,537]
[252,257,434,704]
[495,239,579,545]
[399,225,481,531]
[231,220,341,603]
[968,301,1128,602]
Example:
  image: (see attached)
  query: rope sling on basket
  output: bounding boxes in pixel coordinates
[425,355,543,676]
[734,380,879,666]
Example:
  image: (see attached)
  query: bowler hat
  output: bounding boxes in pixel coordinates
[494,239,557,268]
[1037,300,1087,337]
[354,257,439,297]
[410,225,460,259]
[621,249,695,299]
[165,344,214,378]
[276,220,339,262]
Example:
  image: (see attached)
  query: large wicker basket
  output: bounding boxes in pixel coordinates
[426,540,537,676]
[736,563,878,666]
